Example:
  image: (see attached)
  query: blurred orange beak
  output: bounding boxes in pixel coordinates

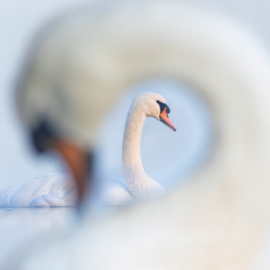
[160,107,176,131]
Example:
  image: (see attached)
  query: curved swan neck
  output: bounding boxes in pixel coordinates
[121,95,165,197]
[122,102,145,172]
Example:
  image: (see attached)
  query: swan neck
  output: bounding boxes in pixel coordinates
[121,97,164,197]
[122,104,145,173]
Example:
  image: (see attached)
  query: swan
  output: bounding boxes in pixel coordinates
[103,92,176,206]
[5,1,270,270]
[0,92,175,207]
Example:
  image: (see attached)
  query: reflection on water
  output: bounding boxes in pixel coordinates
[0,207,75,264]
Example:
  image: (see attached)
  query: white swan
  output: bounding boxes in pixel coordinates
[103,92,176,206]
[122,92,170,197]
[0,92,175,207]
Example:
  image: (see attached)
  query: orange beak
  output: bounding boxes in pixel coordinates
[160,107,176,131]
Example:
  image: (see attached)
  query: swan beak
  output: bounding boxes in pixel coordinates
[160,108,176,131]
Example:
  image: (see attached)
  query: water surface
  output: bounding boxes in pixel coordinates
[0,207,75,265]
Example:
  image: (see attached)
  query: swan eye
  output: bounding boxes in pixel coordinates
[156,100,171,114]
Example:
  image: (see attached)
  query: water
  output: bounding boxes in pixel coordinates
[0,207,75,265]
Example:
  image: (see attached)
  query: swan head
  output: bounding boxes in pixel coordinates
[133,92,176,131]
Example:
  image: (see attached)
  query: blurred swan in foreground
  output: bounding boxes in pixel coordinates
[0,92,176,207]
[6,1,270,270]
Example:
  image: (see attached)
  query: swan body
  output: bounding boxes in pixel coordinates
[0,93,172,207]
[0,174,76,207]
